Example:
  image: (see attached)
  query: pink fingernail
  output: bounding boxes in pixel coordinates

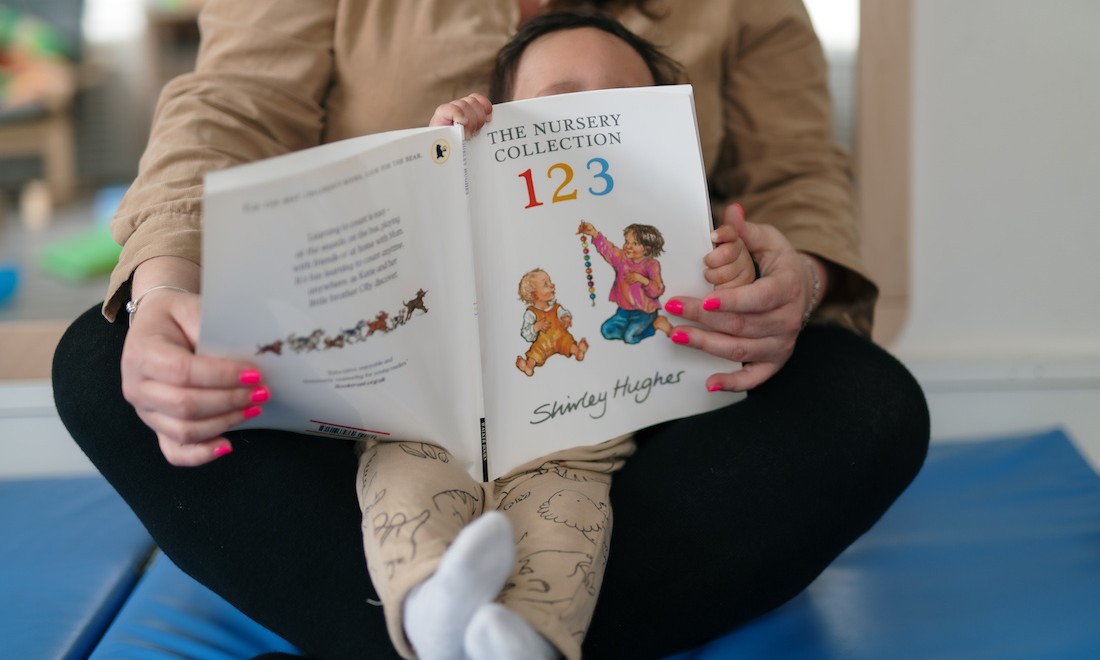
[707,384,724,392]
[240,369,262,385]
[213,444,233,457]
[670,330,690,345]
[250,387,270,404]
[243,405,263,419]
[702,298,720,311]
[664,299,684,315]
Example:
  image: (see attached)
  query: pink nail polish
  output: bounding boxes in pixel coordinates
[250,387,270,404]
[243,405,263,419]
[240,369,261,385]
[707,384,724,392]
[664,299,684,315]
[213,444,233,458]
[702,298,720,311]
[670,330,690,345]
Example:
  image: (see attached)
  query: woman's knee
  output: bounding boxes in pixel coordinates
[51,303,133,451]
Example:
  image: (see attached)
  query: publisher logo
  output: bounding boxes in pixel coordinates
[431,139,452,165]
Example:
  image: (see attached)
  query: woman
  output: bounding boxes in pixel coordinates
[52,1,929,657]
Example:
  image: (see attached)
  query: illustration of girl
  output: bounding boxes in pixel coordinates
[577,220,672,344]
[516,268,588,376]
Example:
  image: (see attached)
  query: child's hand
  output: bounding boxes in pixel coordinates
[536,318,551,331]
[429,93,492,138]
[704,203,757,290]
[626,272,650,286]
[577,221,597,237]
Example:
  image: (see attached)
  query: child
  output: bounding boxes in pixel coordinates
[357,10,755,660]
[577,220,672,344]
[515,268,588,376]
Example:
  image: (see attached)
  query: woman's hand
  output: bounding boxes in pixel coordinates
[665,203,826,392]
[429,92,493,138]
[120,258,268,466]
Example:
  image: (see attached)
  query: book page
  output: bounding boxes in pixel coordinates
[466,86,744,479]
[199,126,486,477]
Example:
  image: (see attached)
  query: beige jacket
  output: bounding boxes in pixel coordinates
[107,0,876,335]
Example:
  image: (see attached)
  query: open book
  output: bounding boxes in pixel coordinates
[199,85,744,481]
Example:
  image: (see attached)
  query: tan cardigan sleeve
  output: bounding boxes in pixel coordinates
[103,0,338,320]
[711,0,877,336]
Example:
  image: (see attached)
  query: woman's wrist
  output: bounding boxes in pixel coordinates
[131,256,201,296]
[127,256,201,324]
[799,253,828,327]
[126,285,193,324]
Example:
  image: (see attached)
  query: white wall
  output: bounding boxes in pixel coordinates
[889,0,1100,461]
[895,0,1100,361]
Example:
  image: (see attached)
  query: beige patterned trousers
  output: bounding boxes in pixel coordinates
[356,434,635,660]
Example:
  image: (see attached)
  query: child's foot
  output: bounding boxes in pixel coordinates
[653,315,673,336]
[403,512,516,660]
[516,355,534,376]
[464,602,559,660]
[574,338,589,361]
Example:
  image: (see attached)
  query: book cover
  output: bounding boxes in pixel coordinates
[199,85,743,480]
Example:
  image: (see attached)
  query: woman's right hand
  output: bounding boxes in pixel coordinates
[120,259,268,466]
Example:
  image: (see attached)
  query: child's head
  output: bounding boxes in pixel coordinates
[490,9,683,102]
[518,268,555,304]
[623,223,664,259]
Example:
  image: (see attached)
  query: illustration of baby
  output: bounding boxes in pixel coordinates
[516,268,589,376]
[577,220,673,344]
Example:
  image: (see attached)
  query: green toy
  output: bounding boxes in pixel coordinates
[38,227,121,282]
[38,185,127,282]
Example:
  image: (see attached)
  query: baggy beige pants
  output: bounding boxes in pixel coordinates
[356,434,635,660]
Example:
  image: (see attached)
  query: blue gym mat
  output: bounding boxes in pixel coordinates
[4,427,1098,658]
[678,427,1100,659]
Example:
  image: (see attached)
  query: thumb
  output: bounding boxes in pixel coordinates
[724,202,746,238]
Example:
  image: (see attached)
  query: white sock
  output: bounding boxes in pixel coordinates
[464,602,559,660]
[403,511,516,660]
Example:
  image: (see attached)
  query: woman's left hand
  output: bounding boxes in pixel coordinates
[665,203,826,391]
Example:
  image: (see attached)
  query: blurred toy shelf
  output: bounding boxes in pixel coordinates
[0,185,126,379]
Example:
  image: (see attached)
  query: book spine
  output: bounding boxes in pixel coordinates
[480,417,488,482]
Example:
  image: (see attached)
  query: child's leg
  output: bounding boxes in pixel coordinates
[570,336,588,361]
[485,437,634,660]
[518,339,550,376]
[622,310,658,344]
[600,307,630,340]
[406,511,515,660]
[465,603,557,660]
[356,440,502,659]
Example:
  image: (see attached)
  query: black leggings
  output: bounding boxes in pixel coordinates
[53,304,929,659]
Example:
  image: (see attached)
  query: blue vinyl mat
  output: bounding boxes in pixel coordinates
[9,428,1097,658]
[0,477,154,660]
[678,427,1100,659]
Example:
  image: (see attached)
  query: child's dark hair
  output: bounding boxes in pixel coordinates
[489,9,684,102]
[625,223,664,257]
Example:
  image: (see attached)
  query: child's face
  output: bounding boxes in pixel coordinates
[623,230,647,262]
[530,271,556,304]
[510,27,656,100]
